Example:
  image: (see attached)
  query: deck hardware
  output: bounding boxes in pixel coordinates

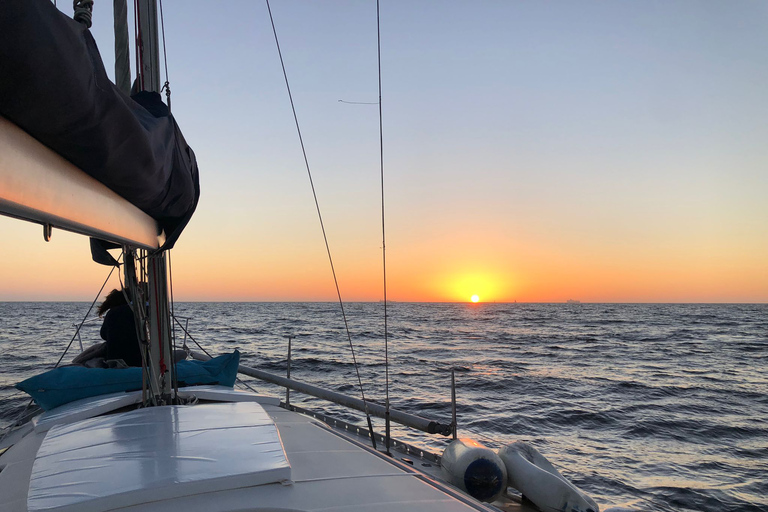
[43,223,52,241]
[451,368,458,440]
[401,458,413,465]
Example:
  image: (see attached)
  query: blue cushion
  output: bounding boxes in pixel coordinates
[176,351,240,388]
[16,350,240,411]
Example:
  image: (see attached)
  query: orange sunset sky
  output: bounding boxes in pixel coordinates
[1,1,766,303]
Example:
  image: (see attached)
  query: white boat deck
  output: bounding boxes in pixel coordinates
[1,393,499,512]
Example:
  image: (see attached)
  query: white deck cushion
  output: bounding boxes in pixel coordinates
[27,402,291,512]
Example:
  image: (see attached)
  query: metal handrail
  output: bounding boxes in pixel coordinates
[189,350,453,436]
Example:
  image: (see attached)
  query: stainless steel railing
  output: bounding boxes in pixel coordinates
[189,350,453,436]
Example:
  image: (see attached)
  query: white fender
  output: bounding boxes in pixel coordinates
[441,438,507,502]
[498,442,599,512]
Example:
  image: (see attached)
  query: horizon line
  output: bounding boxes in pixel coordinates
[0,300,765,305]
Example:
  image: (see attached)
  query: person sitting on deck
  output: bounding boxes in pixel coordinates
[97,288,144,367]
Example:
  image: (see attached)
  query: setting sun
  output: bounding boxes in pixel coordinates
[445,271,509,303]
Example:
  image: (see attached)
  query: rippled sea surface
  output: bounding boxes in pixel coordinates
[1,302,766,511]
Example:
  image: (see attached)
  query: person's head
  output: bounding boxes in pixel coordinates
[97,288,129,317]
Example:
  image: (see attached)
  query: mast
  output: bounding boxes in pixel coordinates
[136,0,162,93]
[135,0,174,403]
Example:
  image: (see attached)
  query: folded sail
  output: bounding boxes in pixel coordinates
[0,0,199,249]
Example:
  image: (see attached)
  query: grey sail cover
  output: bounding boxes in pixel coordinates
[0,0,199,249]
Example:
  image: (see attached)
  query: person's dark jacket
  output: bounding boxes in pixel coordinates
[100,304,142,367]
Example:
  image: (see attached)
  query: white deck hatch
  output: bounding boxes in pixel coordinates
[27,402,291,512]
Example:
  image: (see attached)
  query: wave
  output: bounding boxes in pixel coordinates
[2,301,767,511]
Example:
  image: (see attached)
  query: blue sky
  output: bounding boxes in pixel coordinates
[1,1,766,301]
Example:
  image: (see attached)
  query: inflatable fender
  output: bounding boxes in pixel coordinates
[498,441,598,512]
[441,439,507,502]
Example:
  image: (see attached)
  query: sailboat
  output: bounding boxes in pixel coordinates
[0,2,600,511]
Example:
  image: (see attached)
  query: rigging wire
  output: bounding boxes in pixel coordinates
[263,0,378,450]
[149,258,167,386]
[157,0,177,399]
[168,249,180,399]
[118,250,158,406]
[133,0,139,90]
[53,263,119,369]
[375,0,392,457]
[171,316,261,395]
[134,0,145,91]
[158,0,171,110]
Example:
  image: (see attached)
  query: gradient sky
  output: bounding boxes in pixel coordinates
[1,1,766,302]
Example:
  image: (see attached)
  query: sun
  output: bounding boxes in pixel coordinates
[470,295,480,303]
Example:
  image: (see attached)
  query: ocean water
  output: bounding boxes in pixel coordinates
[1,302,766,512]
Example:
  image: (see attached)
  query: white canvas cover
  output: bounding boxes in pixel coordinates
[32,390,144,433]
[27,402,291,512]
